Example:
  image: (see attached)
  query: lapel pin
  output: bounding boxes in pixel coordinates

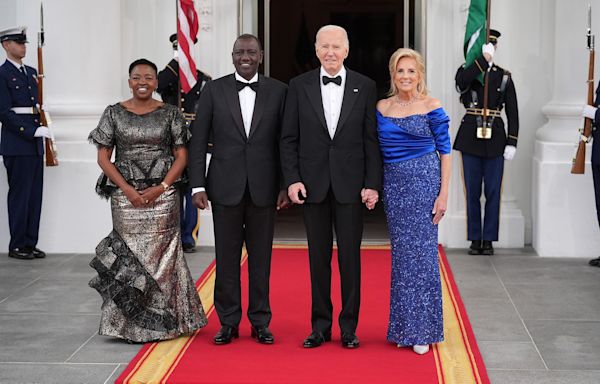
[353,88,359,93]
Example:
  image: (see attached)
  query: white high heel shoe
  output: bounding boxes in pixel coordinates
[412,344,430,355]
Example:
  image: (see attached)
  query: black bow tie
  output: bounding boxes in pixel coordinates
[322,75,342,86]
[236,80,259,92]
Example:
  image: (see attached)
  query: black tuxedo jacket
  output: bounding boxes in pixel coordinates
[280,68,382,204]
[188,73,287,207]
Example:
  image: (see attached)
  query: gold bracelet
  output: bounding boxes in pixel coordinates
[160,181,169,191]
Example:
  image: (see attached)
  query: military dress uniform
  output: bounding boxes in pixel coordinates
[587,84,600,266]
[0,28,45,259]
[157,57,211,252]
[454,46,519,254]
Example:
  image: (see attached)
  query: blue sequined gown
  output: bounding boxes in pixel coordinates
[376,107,451,346]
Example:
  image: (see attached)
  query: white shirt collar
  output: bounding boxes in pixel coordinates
[235,72,258,83]
[320,66,346,82]
[7,58,24,71]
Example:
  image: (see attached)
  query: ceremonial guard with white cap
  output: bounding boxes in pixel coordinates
[157,33,211,253]
[454,29,519,256]
[0,26,50,260]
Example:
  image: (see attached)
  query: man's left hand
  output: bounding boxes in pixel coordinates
[361,188,379,210]
[276,190,291,210]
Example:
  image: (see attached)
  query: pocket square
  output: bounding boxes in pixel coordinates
[353,88,359,93]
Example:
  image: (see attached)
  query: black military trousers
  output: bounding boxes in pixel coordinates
[593,163,600,228]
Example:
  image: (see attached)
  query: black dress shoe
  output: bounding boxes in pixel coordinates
[213,326,239,345]
[341,332,360,348]
[251,326,274,344]
[182,243,196,253]
[589,257,600,267]
[481,240,494,255]
[467,240,482,255]
[25,246,46,259]
[303,330,331,348]
[8,248,34,260]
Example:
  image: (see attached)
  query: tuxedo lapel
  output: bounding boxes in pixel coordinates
[335,69,359,137]
[223,74,247,140]
[303,69,328,133]
[248,74,268,140]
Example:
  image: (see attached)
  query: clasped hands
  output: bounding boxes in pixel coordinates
[124,184,165,208]
[287,182,379,210]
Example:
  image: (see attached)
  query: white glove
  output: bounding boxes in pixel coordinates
[33,126,51,139]
[482,43,495,64]
[173,50,179,60]
[503,145,516,161]
[582,105,597,120]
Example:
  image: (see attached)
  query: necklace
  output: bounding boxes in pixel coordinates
[394,95,417,107]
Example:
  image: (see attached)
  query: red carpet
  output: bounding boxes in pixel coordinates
[118,245,489,384]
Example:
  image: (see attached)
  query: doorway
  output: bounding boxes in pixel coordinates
[261,0,420,243]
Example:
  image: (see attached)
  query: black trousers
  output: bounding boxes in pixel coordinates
[302,190,363,335]
[211,188,275,328]
[3,155,43,251]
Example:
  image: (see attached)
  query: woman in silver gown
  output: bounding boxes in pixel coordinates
[88,59,207,343]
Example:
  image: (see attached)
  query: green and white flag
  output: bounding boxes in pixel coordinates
[464,0,487,84]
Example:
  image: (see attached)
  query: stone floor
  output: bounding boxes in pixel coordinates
[0,242,599,383]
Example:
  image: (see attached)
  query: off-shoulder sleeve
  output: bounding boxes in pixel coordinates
[169,107,191,147]
[428,108,451,155]
[88,105,116,148]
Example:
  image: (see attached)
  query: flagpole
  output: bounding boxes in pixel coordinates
[176,0,182,111]
[482,0,492,138]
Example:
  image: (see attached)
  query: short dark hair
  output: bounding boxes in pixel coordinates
[128,58,158,76]
[233,34,262,51]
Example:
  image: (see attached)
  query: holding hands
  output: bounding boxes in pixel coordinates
[361,188,379,210]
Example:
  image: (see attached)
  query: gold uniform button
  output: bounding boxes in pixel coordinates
[19,127,24,132]
[30,96,34,100]
[28,86,31,90]
[15,85,19,89]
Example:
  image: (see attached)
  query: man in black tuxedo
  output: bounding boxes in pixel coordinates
[188,34,289,345]
[280,25,382,349]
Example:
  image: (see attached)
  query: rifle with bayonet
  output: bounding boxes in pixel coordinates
[38,2,58,167]
[572,4,595,174]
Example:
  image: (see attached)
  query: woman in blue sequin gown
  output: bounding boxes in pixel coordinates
[376,48,451,355]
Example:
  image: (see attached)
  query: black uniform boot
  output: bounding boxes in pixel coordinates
[468,240,482,255]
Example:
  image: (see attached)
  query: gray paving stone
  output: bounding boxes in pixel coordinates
[0,277,100,314]
[68,334,143,364]
[462,297,530,342]
[0,314,99,362]
[488,369,600,384]
[478,341,546,370]
[492,256,598,284]
[526,320,600,370]
[0,363,118,384]
[505,281,600,321]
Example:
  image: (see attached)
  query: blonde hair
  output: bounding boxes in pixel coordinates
[387,48,428,97]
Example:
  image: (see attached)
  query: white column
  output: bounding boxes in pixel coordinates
[0,0,122,252]
[533,0,600,257]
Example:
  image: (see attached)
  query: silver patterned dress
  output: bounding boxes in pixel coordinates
[88,103,207,342]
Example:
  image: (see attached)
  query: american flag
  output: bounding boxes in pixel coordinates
[177,0,199,93]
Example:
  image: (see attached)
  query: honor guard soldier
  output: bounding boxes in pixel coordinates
[0,26,50,260]
[581,85,600,267]
[454,29,519,256]
[157,33,211,253]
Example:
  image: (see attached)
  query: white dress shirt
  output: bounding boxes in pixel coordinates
[235,72,258,137]
[192,72,258,196]
[320,66,346,139]
[7,58,26,74]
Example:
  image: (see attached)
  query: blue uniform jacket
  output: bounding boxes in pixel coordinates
[0,60,43,156]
